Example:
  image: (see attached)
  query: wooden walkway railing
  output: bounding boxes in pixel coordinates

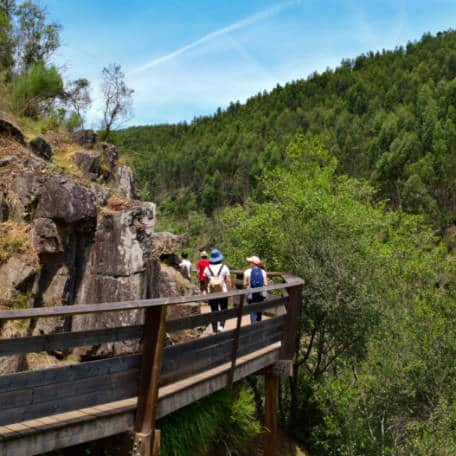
[0,271,303,456]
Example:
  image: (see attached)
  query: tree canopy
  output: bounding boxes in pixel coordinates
[115,30,456,230]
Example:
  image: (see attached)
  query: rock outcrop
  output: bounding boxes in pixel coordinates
[71,129,97,149]
[0,124,198,374]
[0,116,25,144]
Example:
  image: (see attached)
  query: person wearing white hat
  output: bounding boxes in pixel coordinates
[243,256,268,323]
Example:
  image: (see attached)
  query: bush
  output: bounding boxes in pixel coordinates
[12,63,64,117]
[159,386,260,456]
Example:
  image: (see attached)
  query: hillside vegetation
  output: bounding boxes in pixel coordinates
[116,30,456,230]
[116,29,456,456]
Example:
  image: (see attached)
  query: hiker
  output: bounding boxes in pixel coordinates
[196,250,210,293]
[179,252,192,280]
[204,248,231,333]
[243,256,268,323]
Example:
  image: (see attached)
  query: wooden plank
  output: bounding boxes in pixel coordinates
[161,338,234,386]
[0,374,137,426]
[166,296,286,333]
[161,317,285,385]
[156,344,282,419]
[0,325,143,357]
[1,406,135,456]
[0,278,303,321]
[0,354,141,393]
[166,307,238,332]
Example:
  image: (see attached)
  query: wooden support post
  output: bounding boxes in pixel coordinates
[228,294,244,385]
[132,305,167,456]
[280,284,303,359]
[264,371,279,456]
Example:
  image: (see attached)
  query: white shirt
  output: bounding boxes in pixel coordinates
[244,267,268,299]
[204,264,230,292]
[179,259,192,279]
[243,267,267,283]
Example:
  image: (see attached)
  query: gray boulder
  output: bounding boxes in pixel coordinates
[29,136,52,161]
[72,151,101,180]
[33,218,64,254]
[0,116,24,144]
[151,231,186,258]
[71,129,97,149]
[34,175,97,226]
[0,256,37,302]
[99,142,118,170]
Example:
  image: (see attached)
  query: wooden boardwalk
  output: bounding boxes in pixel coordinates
[0,271,303,456]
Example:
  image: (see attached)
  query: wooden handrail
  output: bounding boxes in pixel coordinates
[0,270,304,456]
[0,275,304,321]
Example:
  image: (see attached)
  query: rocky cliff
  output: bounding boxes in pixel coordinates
[0,118,195,372]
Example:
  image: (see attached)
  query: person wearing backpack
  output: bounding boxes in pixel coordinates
[204,249,231,333]
[243,256,268,324]
[196,251,210,294]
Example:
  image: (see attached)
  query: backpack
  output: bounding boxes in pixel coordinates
[250,267,264,302]
[208,265,225,293]
[250,267,264,288]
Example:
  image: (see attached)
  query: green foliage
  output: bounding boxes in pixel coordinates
[0,1,15,76]
[116,30,456,228]
[14,0,61,70]
[64,110,83,132]
[159,386,260,456]
[214,136,454,455]
[12,62,63,117]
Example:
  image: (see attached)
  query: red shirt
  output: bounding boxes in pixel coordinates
[197,259,210,282]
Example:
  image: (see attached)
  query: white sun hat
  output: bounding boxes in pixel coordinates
[246,256,261,265]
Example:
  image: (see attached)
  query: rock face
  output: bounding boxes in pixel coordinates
[0,127,162,372]
[72,202,157,356]
[0,125,199,373]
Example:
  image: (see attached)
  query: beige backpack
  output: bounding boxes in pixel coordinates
[208,265,224,293]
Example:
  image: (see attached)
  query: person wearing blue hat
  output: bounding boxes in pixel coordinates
[204,248,231,332]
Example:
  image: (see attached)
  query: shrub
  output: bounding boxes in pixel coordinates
[159,386,260,456]
[12,63,64,117]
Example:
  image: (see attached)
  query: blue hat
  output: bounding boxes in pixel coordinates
[209,248,223,263]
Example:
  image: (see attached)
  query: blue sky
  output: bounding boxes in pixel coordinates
[43,0,456,127]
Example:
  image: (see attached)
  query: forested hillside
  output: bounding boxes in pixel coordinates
[115,29,456,456]
[116,30,456,229]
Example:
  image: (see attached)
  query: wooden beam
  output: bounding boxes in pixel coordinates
[280,284,303,359]
[166,296,286,332]
[134,305,167,455]
[264,371,279,456]
[228,295,244,385]
[0,325,143,356]
[0,278,303,321]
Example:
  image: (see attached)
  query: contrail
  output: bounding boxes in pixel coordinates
[130,0,302,74]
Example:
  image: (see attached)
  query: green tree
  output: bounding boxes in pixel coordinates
[12,62,63,116]
[14,1,60,70]
[0,0,16,77]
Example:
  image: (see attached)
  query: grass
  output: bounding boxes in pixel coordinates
[158,386,260,456]
[0,221,36,266]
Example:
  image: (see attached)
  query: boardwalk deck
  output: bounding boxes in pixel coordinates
[0,271,303,456]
